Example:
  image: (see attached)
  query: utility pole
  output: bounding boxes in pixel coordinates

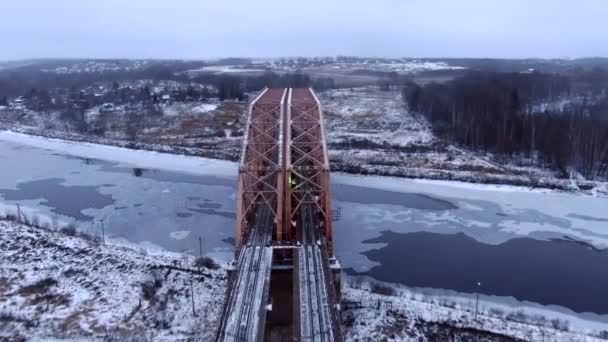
[99,218,105,245]
[190,276,197,317]
[199,236,203,261]
[16,203,21,222]
[474,293,479,320]
[474,281,482,321]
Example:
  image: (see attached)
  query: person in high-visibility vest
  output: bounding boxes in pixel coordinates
[289,171,297,189]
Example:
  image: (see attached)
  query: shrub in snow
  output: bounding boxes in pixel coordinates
[18,277,58,296]
[370,283,395,296]
[30,215,40,228]
[550,318,570,332]
[2,212,17,221]
[141,280,161,304]
[194,256,220,270]
[505,310,529,324]
[488,307,505,318]
[60,224,77,237]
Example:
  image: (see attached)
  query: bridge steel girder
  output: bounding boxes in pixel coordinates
[236,88,287,252]
[286,88,334,256]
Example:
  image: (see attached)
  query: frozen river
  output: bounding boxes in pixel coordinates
[1,131,607,325]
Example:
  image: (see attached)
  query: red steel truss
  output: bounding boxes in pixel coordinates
[286,88,334,256]
[235,87,334,255]
[224,87,341,342]
[235,88,287,250]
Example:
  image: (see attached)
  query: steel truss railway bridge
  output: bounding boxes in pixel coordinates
[216,88,343,342]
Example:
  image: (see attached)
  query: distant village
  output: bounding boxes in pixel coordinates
[0,78,221,129]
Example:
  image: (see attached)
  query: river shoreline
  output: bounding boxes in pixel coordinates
[2,126,606,195]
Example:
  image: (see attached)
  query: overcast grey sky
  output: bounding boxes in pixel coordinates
[2,0,607,60]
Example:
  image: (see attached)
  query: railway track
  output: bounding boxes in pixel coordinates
[217,205,274,341]
[297,204,336,341]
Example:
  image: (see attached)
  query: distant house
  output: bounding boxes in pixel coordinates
[100,103,115,112]
[10,97,26,110]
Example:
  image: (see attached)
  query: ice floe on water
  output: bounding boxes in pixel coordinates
[333,172,608,250]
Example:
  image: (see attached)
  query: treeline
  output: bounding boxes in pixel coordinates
[404,71,608,179]
[194,71,336,101]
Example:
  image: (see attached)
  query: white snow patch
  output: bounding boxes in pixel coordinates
[192,103,218,113]
[170,230,191,240]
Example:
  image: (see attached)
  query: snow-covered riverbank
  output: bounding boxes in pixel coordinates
[0,130,236,177]
[2,219,606,341]
[2,129,606,195]
[0,220,226,341]
[343,278,608,341]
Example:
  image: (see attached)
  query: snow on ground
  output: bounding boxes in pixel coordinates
[321,87,435,147]
[192,103,219,114]
[319,87,606,191]
[531,95,605,113]
[0,130,237,177]
[0,220,226,341]
[162,102,219,117]
[369,60,466,74]
[186,65,265,75]
[343,278,608,341]
[314,60,465,75]
[169,230,191,240]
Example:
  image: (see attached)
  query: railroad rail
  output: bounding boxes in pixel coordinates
[295,204,341,341]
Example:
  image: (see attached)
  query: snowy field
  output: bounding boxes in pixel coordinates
[0,220,226,341]
[320,87,606,192]
[366,60,466,74]
[0,99,246,161]
[185,65,265,75]
[162,102,219,117]
[321,87,436,148]
[5,219,606,342]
